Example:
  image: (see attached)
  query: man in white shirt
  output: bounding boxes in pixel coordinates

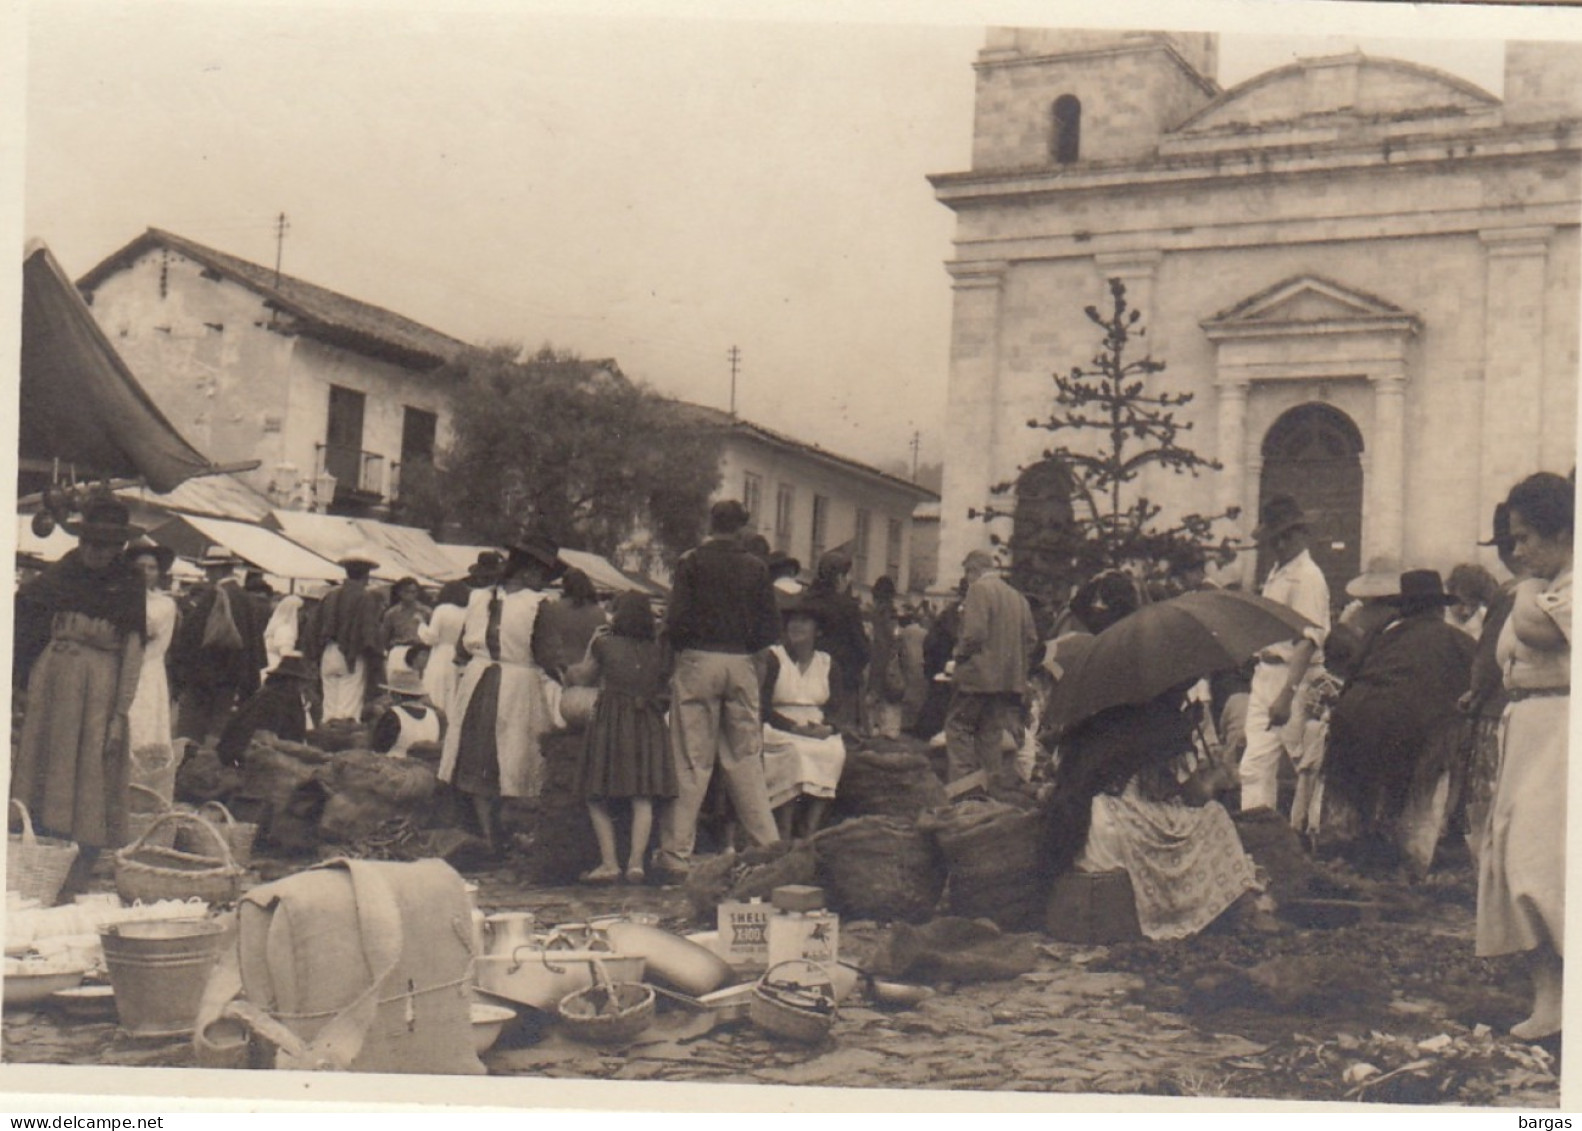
[1241,495,1331,813]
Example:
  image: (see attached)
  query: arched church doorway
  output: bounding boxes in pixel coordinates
[1257,403,1364,604]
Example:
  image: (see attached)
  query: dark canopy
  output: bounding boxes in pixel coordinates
[20,241,216,492]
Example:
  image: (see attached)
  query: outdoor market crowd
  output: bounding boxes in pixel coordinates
[9,471,1573,1044]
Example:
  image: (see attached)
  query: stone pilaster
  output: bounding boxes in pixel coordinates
[938,260,1008,580]
[1366,367,1408,566]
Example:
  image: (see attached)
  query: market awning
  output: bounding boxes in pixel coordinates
[433,541,663,596]
[20,241,221,492]
[356,520,469,584]
[150,513,342,581]
[267,510,447,583]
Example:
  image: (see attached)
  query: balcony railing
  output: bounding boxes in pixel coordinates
[317,442,386,499]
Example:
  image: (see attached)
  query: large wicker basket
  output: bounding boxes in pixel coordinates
[6,799,78,907]
[115,811,246,907]
[811,815,944,924]
[126,784,180,851]
[924,800,1046,931]
[178,802,258,869]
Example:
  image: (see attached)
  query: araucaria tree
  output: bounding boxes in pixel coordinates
[974,278,1240,590]
[413,345,723,563]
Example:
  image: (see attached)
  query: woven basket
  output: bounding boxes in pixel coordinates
[925,801,1046,931]
[750,960,836,1044]
[556,960,655,1045]
[6,799,78,907]
[126,784,181,850]
[115,811,246,907]
[833,744,948,820]
[180,802,258,868]
[811,816,944,924]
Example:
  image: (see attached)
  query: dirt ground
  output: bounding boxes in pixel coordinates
[0,849,1560,1109]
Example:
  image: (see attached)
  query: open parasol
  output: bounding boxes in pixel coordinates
[1044,588,1317,735]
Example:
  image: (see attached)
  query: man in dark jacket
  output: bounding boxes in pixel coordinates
[656,499,782,881]
[170,551,267,746]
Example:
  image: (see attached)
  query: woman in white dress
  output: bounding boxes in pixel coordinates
[124,542,179,803]
[760,604,847,840]
[437,536,562,849]
[420,580,472,721]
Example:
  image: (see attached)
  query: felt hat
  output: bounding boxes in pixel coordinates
[64,497,143,545]
[1387,569,1458,609]
[506,531,564,576]
[381,669,428,697]
[1252,495,1309,544]
[269,652,316,682]
[337,546,381,569]
[1345,556,1402,601]
[124,538,175,574]
[468,551,504,582]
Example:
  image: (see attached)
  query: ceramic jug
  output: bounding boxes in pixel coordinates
[481,912,537,957]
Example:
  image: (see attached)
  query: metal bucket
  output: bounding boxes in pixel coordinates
[100,917,228,1038]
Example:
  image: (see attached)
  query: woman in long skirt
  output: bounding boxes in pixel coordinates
[1478,472,1572,1041]
[437,535,563,849]
[12,498,146,894]
[124,542,179,804]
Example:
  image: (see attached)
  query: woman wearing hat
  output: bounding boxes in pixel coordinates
[438,533,564,849]
[215,652,314,768]
[1478,472,1573,1041]
[124,541,179,801]
[11,496,147,894]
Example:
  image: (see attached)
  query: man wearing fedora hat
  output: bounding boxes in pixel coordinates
[1241,494,1332,814]
[12,495,147,894]
[169,548,268,746]
[304,548,387,723]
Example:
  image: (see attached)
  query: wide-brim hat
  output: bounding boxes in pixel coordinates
[337,546,381,569]
[467,550,505,581]
[381,669,428,697]
[269,652,316,682]
[506,532,563,576]
[64,498,143,545]
[1345,556,1402,600]
[1252,494,1309,544]
[1387,569,1458,608]
[125,538,176,574]
[198,548,245,569]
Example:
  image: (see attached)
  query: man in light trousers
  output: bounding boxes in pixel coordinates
[944,549,1039,789]
[1240,495,1331,814]
[655,500,783,881]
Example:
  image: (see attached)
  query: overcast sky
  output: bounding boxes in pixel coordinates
[21,2,1526,475]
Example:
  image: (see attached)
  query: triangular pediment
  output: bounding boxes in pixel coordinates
[1207,275,1410,326]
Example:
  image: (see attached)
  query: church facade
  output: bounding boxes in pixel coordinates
[931,30,1582,600]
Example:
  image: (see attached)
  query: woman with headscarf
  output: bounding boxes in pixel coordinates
[1478,472,1572,1041]
[262,591,303,680]
[438,534,564,849]
[12,497,146,894]
[800,550,869,731]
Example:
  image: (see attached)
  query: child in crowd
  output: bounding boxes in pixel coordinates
[569,591,676,884]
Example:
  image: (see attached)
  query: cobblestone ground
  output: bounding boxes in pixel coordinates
[1,861,1560,1108]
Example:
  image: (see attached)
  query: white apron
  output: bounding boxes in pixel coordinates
[761,645,846,808]
[320,642,367,723]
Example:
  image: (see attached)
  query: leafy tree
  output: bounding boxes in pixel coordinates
[971,278,1239,598]
[411,345,723,563]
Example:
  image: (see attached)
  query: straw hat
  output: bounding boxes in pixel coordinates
[381,669,427,698]
[338,546,381,569]
[1345,556,1402,601]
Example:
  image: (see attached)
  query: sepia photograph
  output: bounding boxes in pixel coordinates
[3,0,1580,1114]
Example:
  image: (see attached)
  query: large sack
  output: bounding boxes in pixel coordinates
[683,841,817,922]
[833,740,948,821]
[317,753,437,845]
[812,815,944,924]
[195,858,483,1075]
[920,798,1047,931]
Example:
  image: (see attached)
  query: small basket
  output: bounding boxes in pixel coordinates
[556,960,656,1045]
[114,811,246,907]
[125,784,179,851]
[750,960,836,1045]
[178,802,258,868]
[6,799,78,908]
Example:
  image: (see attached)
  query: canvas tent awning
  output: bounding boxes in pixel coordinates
[267,510,452,584]
[151,513,342,582]
[434,542,663,596]
[21,241,219,493]
[15,512,202,578]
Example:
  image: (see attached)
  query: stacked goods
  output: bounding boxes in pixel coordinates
[318,752,438,845]
[811,816,944,924]
[921,799,1047,931]
[304,719,370,754]
[510,732,602,885]
[831,740,948,821]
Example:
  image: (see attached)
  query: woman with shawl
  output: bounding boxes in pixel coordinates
[12,497,146,894]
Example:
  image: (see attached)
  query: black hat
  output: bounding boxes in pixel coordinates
[766,550,802,578]
[124,538,175,574]
[1387,569,1458,608]
[1252,495,1309,544]
[506,531,564,576]
[467,551,504,583]
[64,497,143,545]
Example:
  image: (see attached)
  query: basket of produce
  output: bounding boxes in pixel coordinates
[7,799,79,908]
[920,798,1045,931]
[750,959,836,1044]
[114,812,246,907]
[175,801,258,869]
[556,959,655,1045]
[811,815,944,924]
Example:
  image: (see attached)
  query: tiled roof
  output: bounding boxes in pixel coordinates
[670,401,939,502]
[78,229,468,369]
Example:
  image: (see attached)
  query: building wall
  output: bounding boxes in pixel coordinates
[936,35,1582,588]
[84,246,453,506]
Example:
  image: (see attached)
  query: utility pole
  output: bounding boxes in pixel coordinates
[910,430,922,482]
[272,212,290,288]
[727,345,742,418]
